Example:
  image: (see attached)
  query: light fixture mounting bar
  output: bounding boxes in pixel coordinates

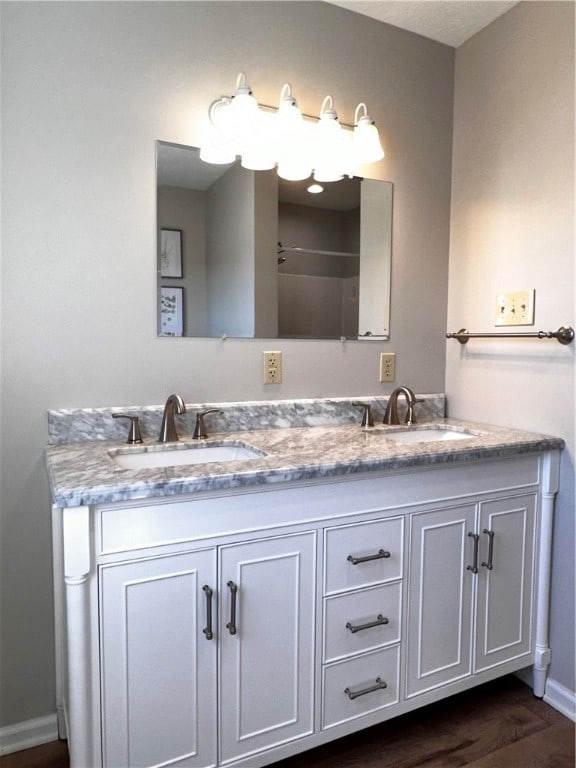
[257,102,355,130]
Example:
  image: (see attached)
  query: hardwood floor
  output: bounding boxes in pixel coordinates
[1,676,573,768]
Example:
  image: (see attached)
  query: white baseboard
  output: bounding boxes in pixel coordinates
[515,670,576,722]
[0,714,59,756]
[544,677,576,722]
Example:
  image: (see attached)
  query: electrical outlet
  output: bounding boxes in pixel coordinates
[379,352,396,383]
[495,290,535,326]
[263,351,282,385]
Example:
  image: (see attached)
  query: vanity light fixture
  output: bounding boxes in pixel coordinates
[199,73,385,181]
[352,103,385,164]
[312,96,345,182]
[307,183,324,194]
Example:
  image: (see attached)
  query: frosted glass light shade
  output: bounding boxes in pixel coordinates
[231,74,259,121]
[199,142,236,164]
[313,96,345,181]
[241,150,276,171]
[241,111,276,170]
[313,167,344,182]
[230,89,259,121]
[352,112,384,164]
[199,121,236,164]
[277,161,312,181]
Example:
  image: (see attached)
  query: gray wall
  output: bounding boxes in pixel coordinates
[447,1,575,692]
[1,0,452,727]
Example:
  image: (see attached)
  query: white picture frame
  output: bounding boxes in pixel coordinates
[160,286,184,336]
[160,229,183,278]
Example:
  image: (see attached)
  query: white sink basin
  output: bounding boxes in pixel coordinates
[109,442,264,469]
[381,427,479,444]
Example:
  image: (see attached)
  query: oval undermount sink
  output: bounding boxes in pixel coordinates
[381,427,479,444]
[109,442,264,469]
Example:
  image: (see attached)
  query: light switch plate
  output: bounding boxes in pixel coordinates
[495,289,535,326]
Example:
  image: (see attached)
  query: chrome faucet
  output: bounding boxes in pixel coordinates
[158,394,186,442]
[383,387,423,426]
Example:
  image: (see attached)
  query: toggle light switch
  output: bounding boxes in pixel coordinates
[495,290,535,326]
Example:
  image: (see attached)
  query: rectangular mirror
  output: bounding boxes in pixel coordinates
[157,141,392,339]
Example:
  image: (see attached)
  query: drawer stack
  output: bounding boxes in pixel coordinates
[321,516,404,729]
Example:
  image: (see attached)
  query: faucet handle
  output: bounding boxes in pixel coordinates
[112,414,143,444]
[405,398,424,425]
[193,408,221,440]
[352,402,374,428]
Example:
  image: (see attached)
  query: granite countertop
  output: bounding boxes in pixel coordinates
[45,418,564,508]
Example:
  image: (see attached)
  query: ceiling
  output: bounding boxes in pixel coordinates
[324,1,520,47]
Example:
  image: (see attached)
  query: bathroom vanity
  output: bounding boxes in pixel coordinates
[46,398,563,768]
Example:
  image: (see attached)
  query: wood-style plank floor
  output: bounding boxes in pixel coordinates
[1,676,573,768]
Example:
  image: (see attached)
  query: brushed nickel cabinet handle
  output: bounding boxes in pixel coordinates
[347,549,391,565]
[346,614,389,633]
[345,677,387,700]
[202,585,214,640]
[467,532,479,574]
[226,580,237,635]
[481,529,495,570]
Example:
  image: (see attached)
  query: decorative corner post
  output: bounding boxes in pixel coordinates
[533,450,560,697]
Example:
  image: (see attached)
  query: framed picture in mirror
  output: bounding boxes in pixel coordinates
[160,286,184,336]
[160,228,183,278]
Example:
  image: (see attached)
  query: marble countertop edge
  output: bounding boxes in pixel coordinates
[45,419,564,509]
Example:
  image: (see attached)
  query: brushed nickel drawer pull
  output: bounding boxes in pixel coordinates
[202,585,214,640]
[481,529,495,570]
[345,677,387,700]
[347,549,391,565]
[346,614,389,633]
[226,580,237,635]
[467,532,479,574]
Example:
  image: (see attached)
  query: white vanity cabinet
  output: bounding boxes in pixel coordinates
[321,517,404,730]
[53,450,559,768]
[406,493,536,697]
[218,533,316,763]
[99,548,218,768]
[97,532,316,768]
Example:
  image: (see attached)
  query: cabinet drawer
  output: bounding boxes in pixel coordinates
[324,517,403,594]
[324,582,402,663]
[322,646,400,729]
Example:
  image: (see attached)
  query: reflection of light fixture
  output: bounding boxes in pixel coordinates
[307,183,323,194]
[199,73,385,180]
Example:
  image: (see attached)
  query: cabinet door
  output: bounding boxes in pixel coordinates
[219,533,316,763]
[406,505,476,698]
[100,549,217,768]
[474,494,536,672]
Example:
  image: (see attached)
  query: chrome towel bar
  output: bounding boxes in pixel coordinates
[446,326,574,345]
